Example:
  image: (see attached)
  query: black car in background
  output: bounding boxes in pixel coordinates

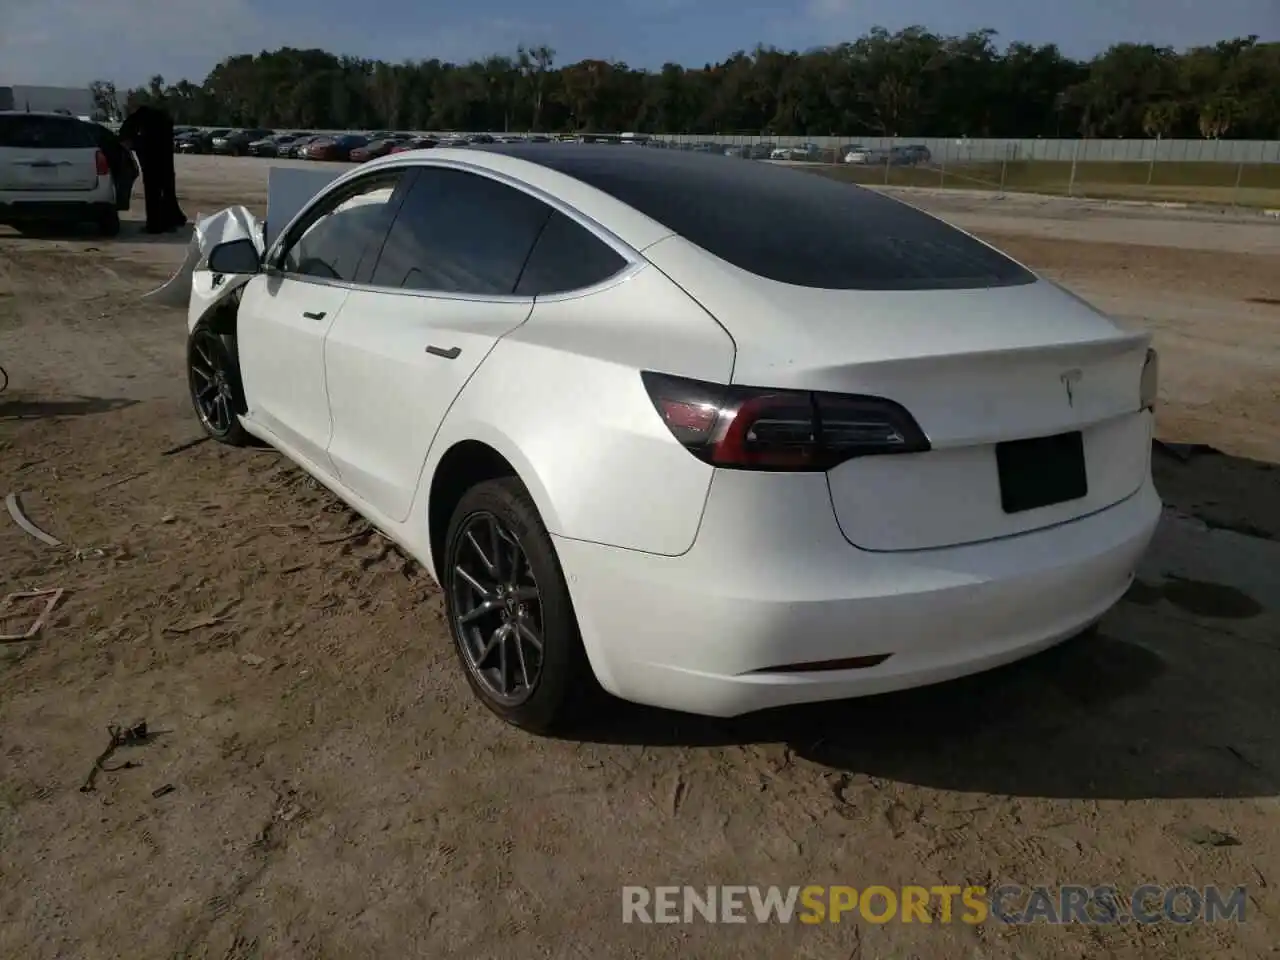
[248,132,313,157]
[177,128,230,154]
[212,128,274,155]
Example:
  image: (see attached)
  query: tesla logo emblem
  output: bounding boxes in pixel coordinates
[1060,368,1083,407]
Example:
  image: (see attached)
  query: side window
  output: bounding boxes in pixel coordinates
[280,173,403,283]
[514,211,628,296]
[369,168,552,296]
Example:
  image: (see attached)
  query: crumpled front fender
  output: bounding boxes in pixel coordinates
[143,165,345,333]
[142,206,264,332]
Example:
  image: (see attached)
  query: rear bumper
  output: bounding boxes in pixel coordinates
[0,192,114,222]
[554,470,1162,717]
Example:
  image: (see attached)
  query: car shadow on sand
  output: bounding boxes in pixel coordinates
[577,623,1275,801]
[0,396,139,419]
[573,443,1279,802]
[4,221,193,246]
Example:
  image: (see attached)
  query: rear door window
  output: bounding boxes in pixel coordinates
[367,167,553,296]
[514,211,628,296]
[0,115,96,149]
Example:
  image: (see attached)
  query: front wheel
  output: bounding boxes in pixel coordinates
[186,321,251,446]
[443,477,594,733]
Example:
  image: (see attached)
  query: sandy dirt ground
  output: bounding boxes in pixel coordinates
[1,154,1278,959]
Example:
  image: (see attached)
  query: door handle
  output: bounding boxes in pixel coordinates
[426,345,461,360]
[302,310,326,320]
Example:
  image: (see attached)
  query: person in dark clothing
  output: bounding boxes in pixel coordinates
[119,104,187,233]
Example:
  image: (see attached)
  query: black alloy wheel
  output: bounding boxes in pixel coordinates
[451,510,545,706]
[443,477,595,732]
[187,322,250,446]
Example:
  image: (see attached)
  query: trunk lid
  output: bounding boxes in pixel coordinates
[645,235,1153,552]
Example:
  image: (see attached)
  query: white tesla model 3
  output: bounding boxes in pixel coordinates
[182,144,1162,732]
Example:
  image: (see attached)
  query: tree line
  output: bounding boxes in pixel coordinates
[91,29,1280,139]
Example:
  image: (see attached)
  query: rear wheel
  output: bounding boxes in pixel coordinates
[187,321,251,446]
[95,208,120,236]
[443,477,593,733]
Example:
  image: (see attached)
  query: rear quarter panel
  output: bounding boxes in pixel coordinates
[413,264,736,558]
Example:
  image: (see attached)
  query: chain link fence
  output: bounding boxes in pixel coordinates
[645,136,1280,209]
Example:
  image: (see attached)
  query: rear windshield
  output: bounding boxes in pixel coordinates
[0,114,96,150]
[482,145,1035,290]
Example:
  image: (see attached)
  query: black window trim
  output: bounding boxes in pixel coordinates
[262,157,644,302]
[266,168,411,287]
[356,159,644,303]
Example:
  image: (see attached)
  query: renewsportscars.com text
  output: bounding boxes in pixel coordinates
[621,884,1248,925]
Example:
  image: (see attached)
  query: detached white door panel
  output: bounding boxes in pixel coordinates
[325,290,533,520]
[237,274,349,469]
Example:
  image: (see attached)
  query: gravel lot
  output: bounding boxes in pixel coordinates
[1,153,1278,959]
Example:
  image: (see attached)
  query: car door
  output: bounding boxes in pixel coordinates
[322,165,558,521]
[236,169,409,471]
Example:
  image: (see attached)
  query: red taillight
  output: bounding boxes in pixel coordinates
[641,371,930,471]
[94,149,110,176]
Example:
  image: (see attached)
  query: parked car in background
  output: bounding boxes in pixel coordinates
[212,128,274,156]
[439,137,470,148]
[350,136,410,163]
[283,135,322,159]
[178,128,231,154]
[527,134,552,143]
[467,133,496,145]
[297,137,334,160]
[769,143,822,161]
[306,134,369,162]
[390,136,439,153]
[895,144,932,165]
[725,143,775,159]
[845,146,890,165]
[0,111,133,235]
[248,132,306,157]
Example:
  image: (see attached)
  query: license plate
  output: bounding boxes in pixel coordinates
[995,431,1088,514]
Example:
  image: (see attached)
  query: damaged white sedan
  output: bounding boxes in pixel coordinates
[162,146,1162,733]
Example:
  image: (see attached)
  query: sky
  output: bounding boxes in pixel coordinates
[2,0,1276,88]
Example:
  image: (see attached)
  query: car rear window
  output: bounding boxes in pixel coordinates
[0,115,96,150]
[480,144,1035,291]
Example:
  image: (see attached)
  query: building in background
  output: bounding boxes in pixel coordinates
[0,85,97,118]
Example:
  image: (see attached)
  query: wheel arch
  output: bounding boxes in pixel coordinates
[423,429,564,581]
[196,296,239,336]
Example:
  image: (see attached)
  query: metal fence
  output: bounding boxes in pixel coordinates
[648,136,1280,164]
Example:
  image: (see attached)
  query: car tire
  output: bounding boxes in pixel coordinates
[186,321,252,446]
[443,476,594,734]
[96,208,120,237]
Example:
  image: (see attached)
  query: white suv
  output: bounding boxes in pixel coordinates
[0,111,132,235]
